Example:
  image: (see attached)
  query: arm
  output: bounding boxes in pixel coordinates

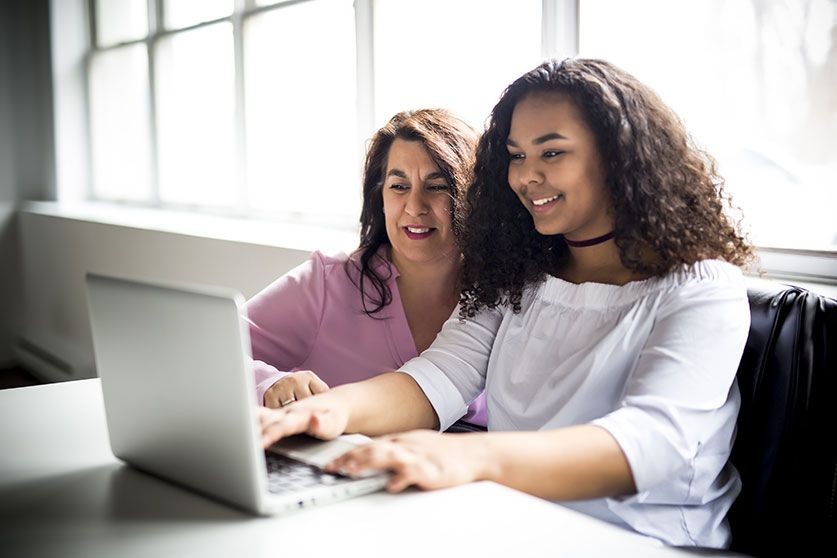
[260,371,438,446]
[329,426,634,498]
[330,270,750,500]
[247,253,328,405]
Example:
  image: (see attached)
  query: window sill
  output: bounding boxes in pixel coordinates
[21,201,359,255]
[17,201,837,299]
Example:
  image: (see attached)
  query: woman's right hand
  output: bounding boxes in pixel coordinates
[263,370,330,409]
[258,395,349,448]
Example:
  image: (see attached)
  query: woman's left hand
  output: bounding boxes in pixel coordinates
[325,430,491,493]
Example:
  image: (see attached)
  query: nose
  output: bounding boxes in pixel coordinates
[517,159,544,189]
[405,187,429,216]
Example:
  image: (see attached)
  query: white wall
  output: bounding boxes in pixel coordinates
[17,209,314,382]
[0,0,54,367]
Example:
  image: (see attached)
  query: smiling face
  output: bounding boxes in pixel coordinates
[506,92,614,240]
[382,138,458,267]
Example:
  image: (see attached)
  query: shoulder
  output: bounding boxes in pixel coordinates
[655,259,747,302]
[650,260,749,326]
[306,250,357,280]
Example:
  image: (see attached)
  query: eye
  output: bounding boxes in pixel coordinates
[508,152,524,162]
[428,183,450,192]
[543,150,565,159]
[388,183,409,191]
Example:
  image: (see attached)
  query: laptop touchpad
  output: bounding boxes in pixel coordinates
[268,434,380,473]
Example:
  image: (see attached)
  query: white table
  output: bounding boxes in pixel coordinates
[0,379,737,557]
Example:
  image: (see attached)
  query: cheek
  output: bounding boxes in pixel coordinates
[507,167,523,196]
[382,197,400,234]
[433,197,454,228]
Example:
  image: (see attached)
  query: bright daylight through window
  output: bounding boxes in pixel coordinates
[580,0,837,252]
[86,0,836,254]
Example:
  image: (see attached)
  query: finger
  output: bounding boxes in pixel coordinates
[329,442,405,475]
[293,381,314,400]
[309,375,329,395]
[306,409,343,440]
[386,470,417,493]
[264,380,293,409]
[261,409,315,448]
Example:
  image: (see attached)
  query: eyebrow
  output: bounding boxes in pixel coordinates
[506,132,568,147]
[386,169,447,181]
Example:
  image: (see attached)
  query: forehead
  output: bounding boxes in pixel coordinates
[385,138,440,172]
[508,91,589,142]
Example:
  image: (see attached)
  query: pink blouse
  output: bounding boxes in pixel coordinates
[246,250,486,426]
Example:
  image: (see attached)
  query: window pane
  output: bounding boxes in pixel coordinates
[580,0,837,251]
[374,0,542,130]
[155,23,236,206]
[244,0,359,218]
[164,0,233,30]
[95,0,148,47]
[89,45,153,201]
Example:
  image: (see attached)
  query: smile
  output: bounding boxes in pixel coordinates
[403,226,436,239]
[532,194,561,206]
[529,193,564,214]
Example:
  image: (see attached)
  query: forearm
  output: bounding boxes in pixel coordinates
[328,372,439,435]
[473,425,636,501]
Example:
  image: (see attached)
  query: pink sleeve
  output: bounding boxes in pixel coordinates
[245,252,327,404]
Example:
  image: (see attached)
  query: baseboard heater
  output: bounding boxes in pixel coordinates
[14,338,88,383]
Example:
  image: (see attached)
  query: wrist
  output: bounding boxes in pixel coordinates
[467,433,502,483]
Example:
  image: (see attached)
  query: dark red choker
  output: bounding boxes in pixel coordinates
[563,231,615,248]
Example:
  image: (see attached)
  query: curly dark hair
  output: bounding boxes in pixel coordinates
[347,109,478,316]
[459,58,754,318]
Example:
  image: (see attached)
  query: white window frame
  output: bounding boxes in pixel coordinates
[48,0,837,286]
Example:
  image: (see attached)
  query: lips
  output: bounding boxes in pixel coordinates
[403,226,436,240]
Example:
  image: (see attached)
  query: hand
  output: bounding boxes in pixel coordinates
[263,370,329,408]
[325,430,489,493]
[258,395,349,448]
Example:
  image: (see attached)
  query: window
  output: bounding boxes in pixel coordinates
[79,0,836,268]
[85,0,551,226]
[578,0,837,253]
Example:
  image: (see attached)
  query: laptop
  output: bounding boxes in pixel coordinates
[85,272,390,515]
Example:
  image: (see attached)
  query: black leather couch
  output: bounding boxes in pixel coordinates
[726,282,837,557]
[448,281,837,556]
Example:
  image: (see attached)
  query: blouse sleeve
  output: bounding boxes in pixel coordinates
[246,252,328,404]
[591,272,750,495]
[399,305,504,431]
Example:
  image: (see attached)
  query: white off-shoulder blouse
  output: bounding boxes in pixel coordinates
[400,259,750,548]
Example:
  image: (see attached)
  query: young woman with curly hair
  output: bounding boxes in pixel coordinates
[257,59,754,548]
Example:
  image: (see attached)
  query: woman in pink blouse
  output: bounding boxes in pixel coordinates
[247,109,485,427]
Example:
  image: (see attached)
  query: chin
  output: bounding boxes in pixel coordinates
[533,223,565,236]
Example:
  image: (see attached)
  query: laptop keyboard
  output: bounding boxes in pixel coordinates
[265,451,357,494]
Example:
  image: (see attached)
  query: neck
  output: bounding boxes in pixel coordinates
[560,239,635,285]
[389,247,461,303]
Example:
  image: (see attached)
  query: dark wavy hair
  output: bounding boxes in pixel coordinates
[459,58,754,318]
[347,109,478,316]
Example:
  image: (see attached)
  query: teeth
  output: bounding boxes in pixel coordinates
[407,227,430,233]
[532,195,560,206]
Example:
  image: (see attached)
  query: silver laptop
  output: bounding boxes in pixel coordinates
[85,272,389,515]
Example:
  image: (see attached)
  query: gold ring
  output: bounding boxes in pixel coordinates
[280,397,296,407]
